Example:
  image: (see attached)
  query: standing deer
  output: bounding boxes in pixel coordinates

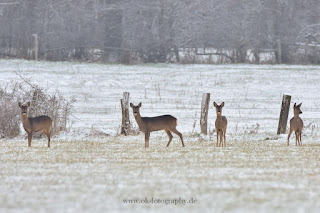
[130,102,184,148]
[18,102,52,147]
[288,103,303,146]
[214,102,227,147]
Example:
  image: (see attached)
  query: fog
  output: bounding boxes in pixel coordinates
[0,0,319,64]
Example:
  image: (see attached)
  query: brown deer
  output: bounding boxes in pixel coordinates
[18,102,52,147]
[214,102,227,147]
[130,102,184,148]
[288,103,303,146]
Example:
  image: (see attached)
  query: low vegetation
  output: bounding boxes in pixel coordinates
[0,138,319,212]
[0,74,74,138]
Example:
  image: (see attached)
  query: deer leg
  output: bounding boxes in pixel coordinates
[216,130,219,147]
[43,129,50,148]
[295,132,298,146]
[224,131,226,147]
[165,130,173,147]
[48,133,51,148]
[145,131,150,148]
[297,131,301,146]
[171,128,184,147]
[28,132,32,147]
[219,132,223,147]
[287,128,293,146]
[299,132,302,146]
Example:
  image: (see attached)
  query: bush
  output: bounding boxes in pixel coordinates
[0,77,74,138]
[0,88,20,138]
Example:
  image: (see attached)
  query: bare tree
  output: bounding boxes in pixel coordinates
[0,0,319,64]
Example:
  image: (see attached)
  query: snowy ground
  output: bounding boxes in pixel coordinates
[1,139,320,213]
[0,60,320,212]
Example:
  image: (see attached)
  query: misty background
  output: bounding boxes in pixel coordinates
[0,0,319,64]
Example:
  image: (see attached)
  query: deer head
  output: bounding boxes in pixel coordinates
[214,102,225,116]
[293,103,302,115]
[18,102,30,115]
[130,102,142,116]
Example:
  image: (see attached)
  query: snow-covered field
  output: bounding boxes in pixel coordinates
[0,60,320,212]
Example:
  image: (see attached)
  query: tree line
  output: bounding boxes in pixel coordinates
[0,0,319,64]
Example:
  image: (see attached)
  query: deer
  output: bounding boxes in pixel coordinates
[214,102,227,147]
[130,102,184,148]
[288,103,303,146]
[18,102,52,147]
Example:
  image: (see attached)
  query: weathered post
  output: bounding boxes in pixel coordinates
[33,34,38,61]
[276,39,282,64]
[277,94,291,134]
[200,93,210,135]
[121,92,130,135]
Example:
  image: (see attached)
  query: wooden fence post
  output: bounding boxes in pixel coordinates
[277,94,291,134]
[276,39,282,64]
[33,34,38,61]
[200,93,210,135]
[121,92,130,135]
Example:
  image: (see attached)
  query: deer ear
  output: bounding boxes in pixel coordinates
[213,102,218,107]
[221,102,225,107]
[298,103,302,107]
[294,103,296,107]
[138,102,142,108]
[130,103,134,108]
[26,102,30,107]
[18,102,22,108]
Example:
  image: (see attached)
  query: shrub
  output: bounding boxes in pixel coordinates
[0,88,20,138]
[0,76,74,138]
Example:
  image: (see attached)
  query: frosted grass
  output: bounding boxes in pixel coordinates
[0,139,319,212]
